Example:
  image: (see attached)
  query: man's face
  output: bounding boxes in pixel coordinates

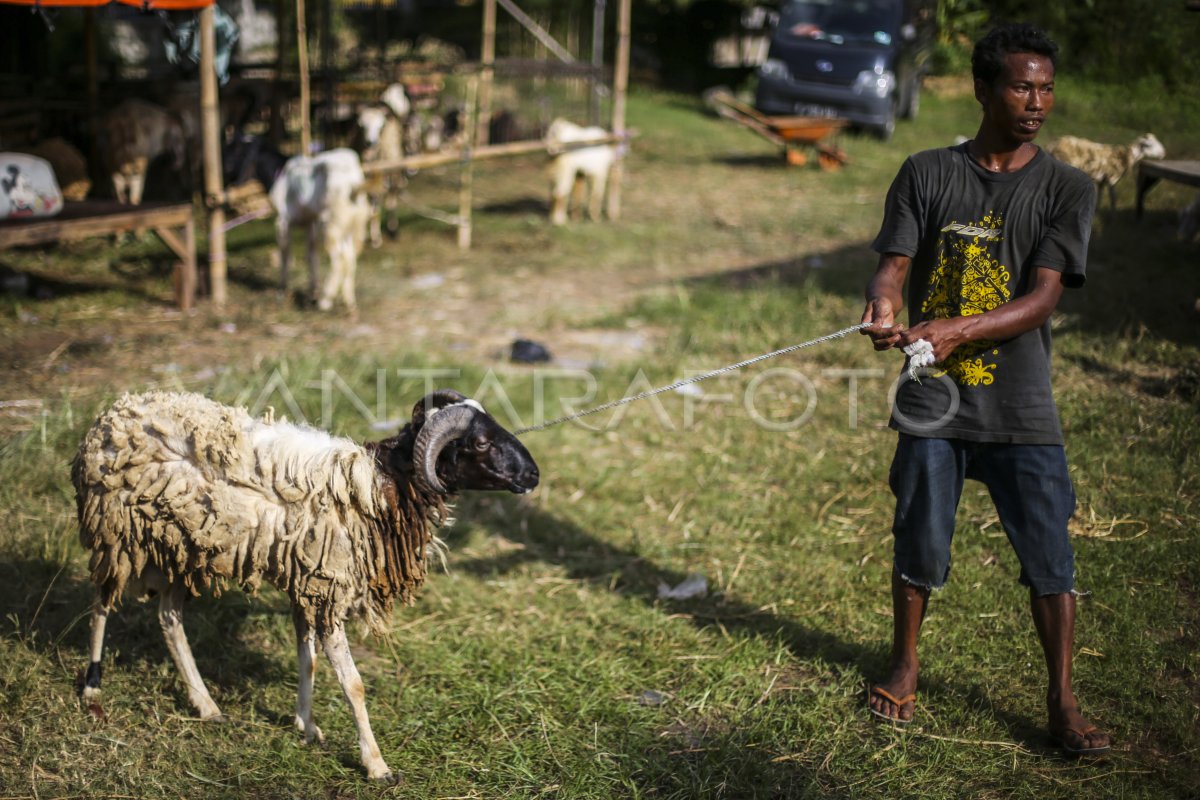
[975,52,1056,143]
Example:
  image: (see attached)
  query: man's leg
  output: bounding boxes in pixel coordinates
[1031,591,1111,752]
[978,443,1110,753]
[869,566,929,722]
[870,435,963,723]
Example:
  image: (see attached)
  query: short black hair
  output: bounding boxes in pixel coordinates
[971,23,1059,86]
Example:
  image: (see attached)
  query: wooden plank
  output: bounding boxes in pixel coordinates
[0,203,193,248]
[361,133,635,177]
[1136,160,1200,218]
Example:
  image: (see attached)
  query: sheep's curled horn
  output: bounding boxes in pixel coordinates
[412,399,480,494]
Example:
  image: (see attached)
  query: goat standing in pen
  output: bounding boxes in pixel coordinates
[354,83,411,247]
[1045,132,1165,209]
[269,148,372,311]
[99,98,189,206]
[545,118,617,225]
[73,389,539,782]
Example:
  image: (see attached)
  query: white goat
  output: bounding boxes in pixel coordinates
[73,389,539,783]
[99,98,188,206]
[1046,133,1166,209]
[545,118,617,226]
[269,148,371,311]
[355,84,410,247]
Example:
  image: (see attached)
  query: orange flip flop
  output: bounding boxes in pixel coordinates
[1052,723,1112,755]
[868,686,916,726]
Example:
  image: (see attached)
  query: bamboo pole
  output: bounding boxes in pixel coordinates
[605,0,631,220]
[362,132,634,176]
[477,0,496,147]
[590,0,606,126]
[269,0,287,146]
[84,9,101,194]
[199,5,226,310]
[458,73,479,250]
[297,0,312,155]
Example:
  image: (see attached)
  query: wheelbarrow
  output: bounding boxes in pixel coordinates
[703,87,849,169]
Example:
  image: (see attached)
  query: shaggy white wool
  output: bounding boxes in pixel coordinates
[74,391,441,634]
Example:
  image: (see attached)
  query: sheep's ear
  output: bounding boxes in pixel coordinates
[410,389,468,429]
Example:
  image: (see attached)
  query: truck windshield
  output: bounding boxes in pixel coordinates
[778,0,899,46]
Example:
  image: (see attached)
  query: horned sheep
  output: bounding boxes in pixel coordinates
[545,118,617,226]
[73,389,539,782]
[1045,132,1165,209]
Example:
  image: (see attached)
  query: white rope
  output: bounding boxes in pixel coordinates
[902,338,935,382]
[513,322,873,436]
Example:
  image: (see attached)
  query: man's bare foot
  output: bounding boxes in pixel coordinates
[1049,702,1111,754]
[868,664,918,723]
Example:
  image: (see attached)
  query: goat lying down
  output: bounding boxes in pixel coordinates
[269,148,372,311]
[545,118,617,226]
[73,389,539,782]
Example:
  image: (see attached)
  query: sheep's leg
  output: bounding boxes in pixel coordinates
[321,625,395,783]
[383,181,401,238]
[570,174,586,220]
[275,216,291,299]
[549,159,575,225]
[318,234,345,312]
[292,610,325,744]
[587,168,610,222]
[112,173,128,205]
[338,238,358,312]
[158,585,223,721]
[1106,182,1118,210]
[307,222,321,306]
[368,193,384,249]
[128,170,146,207]
[81,598,108,707]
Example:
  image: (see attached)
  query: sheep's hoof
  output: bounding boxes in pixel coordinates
[294,717,325,745]
[368,770,402,786]
[199,711,227,723]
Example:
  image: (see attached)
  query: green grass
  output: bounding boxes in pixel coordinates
[1,81,1198,799]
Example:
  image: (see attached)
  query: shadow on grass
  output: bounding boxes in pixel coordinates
[0,555,288,710]
[479,197,549,217]
[0,253,179,307]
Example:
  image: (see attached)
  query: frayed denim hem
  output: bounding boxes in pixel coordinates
[897,570,945,592]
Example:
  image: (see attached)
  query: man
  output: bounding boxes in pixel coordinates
[860,22,1110,754]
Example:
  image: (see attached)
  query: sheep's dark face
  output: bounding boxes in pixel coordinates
[435,412,540,495]
[410,390,539,496]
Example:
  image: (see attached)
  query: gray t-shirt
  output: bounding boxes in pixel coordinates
[872,142,1095,444]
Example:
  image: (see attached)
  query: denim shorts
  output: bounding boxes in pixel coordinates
[888,434,1076,595]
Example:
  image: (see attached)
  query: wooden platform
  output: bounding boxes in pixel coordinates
[1136,160,1200,218]
[0,200,197,310]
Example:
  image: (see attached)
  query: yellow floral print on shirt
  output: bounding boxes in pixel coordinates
[922,212,1011,386]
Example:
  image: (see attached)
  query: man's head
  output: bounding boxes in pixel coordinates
[972,23,1059,144]
[972,23,1058,88]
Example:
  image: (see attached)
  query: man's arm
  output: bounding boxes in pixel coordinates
[861,252,911,351]
[897,266,1067,362]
